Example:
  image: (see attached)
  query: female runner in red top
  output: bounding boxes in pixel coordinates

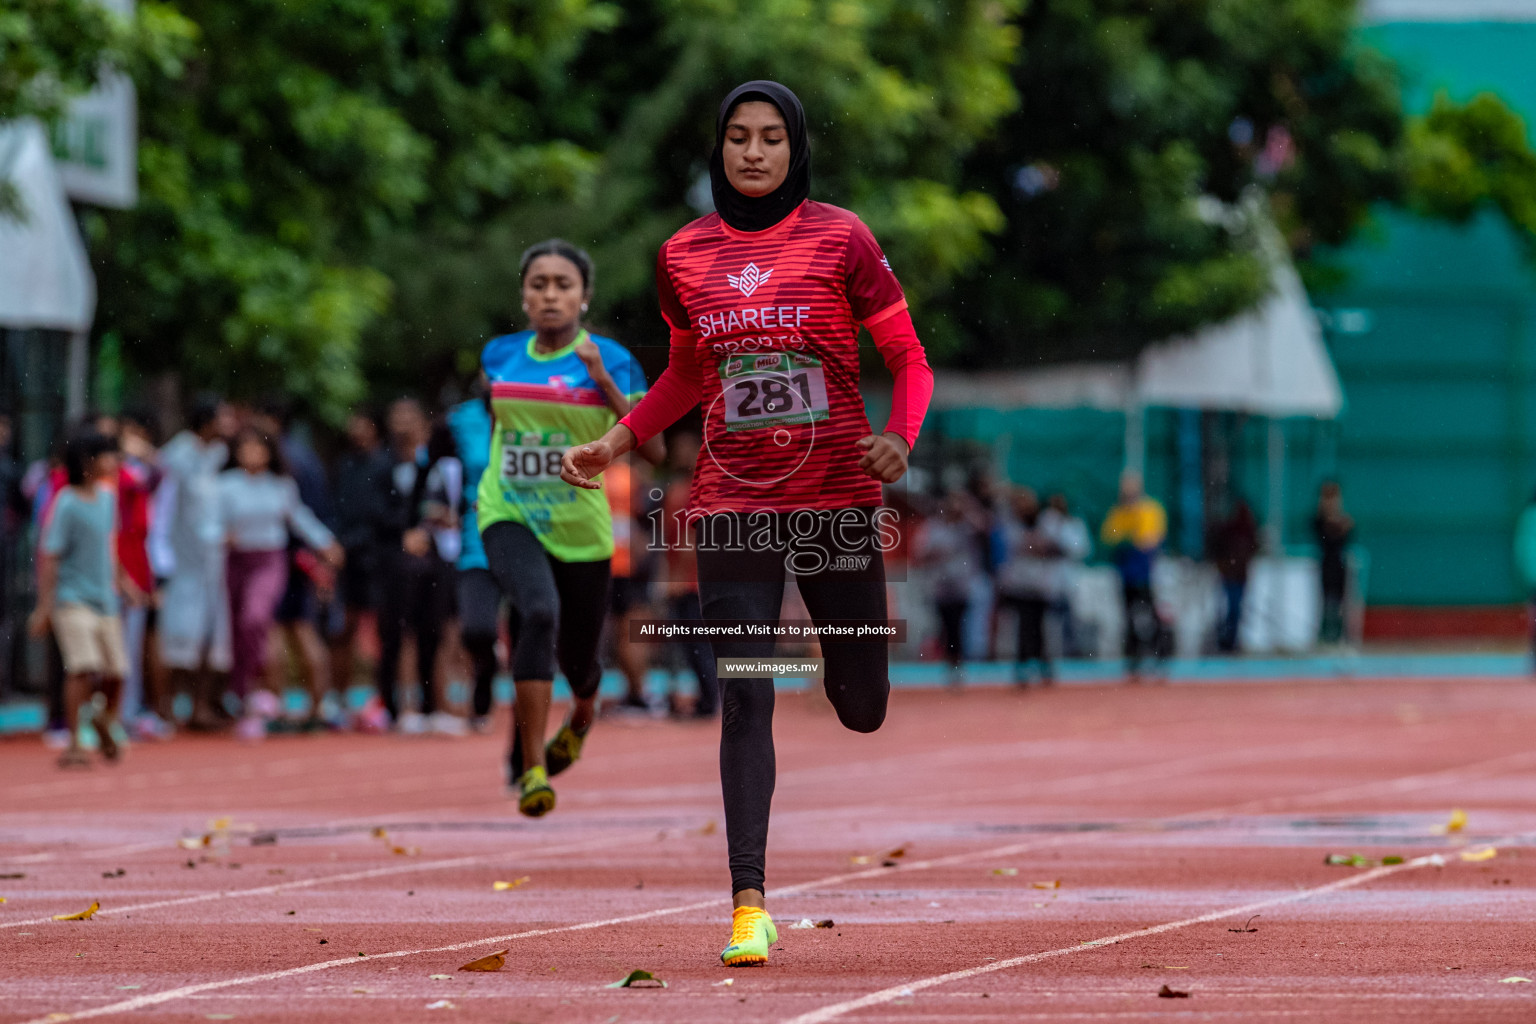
[562,80,934,966]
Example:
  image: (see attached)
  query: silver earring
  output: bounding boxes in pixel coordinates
[581,303,589,313]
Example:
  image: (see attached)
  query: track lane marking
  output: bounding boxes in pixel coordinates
[778,844,1508,1024]
[17,743,1534,1024]
[0,833,633,930]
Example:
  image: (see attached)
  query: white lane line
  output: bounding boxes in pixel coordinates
[780,852,1460,1024]
[1237,748,1536,812]
[0,840,173,867]
[17,744,1534,1022]
[0,833,632,930]
[10,823,1155,1024]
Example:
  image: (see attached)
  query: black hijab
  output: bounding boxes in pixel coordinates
[709,80,810,233]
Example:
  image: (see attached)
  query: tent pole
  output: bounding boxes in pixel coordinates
[1266,417,1285,550]
[1123,400,1145,477]
[66,330,89,420]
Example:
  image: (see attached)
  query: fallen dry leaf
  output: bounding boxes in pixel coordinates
[607,969,666,989]
[458,950,508,972]
[391,845,419,857]
[790,918,818,929]
[815,919,835,928]
[992,868,1018,876]
[886,846,908,859]
[425,999,455,1010]
[1498,977,1532,984]
[52,901,100,921]
[714,978,734,987]
[1227,915,1260,933]
[1432,809,1468,835]
[429,974,452,980]
[695,821,718,836]
[492,877,530,891]
[1031,880,1062,890]
[1157,984,1190,998]
[849,855,871,865]
[1462,847,1498,863]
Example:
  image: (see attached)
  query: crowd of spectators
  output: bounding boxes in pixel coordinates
[1,391,1366,764]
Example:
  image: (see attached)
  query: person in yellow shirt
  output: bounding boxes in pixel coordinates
[1100,471,1168,681]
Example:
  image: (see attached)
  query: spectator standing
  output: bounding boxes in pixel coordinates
[217,429,342,739]
[329,409,393,706]
[1313,481,1354,647]
[1045,493,1089,656]
[447,390,500,733]
[603,453,654,714]
[0,413,24,699]
[29,433,145,767]
[1100,470,1168,682]
[158,396,237,730]
[1207,499,1260,654]
[253,401,335,725]
[659,431,717,718]
[113,412,171,738]
[917,492,981,686]
[376,399,459,734]
[997,487,1086,686]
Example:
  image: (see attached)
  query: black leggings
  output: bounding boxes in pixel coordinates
[694,509,891,895]
[481,521,609,697]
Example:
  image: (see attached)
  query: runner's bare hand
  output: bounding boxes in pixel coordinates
[562,440,613,490]
[856,432,909,483]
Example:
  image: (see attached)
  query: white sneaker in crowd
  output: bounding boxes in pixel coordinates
[429,711,468,737]
[396,710,429,735]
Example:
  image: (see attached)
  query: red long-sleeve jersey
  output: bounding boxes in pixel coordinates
[621,200,932,513]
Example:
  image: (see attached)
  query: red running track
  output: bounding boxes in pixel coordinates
[4,679,1536,1022]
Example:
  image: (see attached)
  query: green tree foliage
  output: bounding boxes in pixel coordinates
[87,0,1536,404]
[364,0,1021,392]
[84,0,1018,414]
[946,0,1406,366]
[1404,91,1536,245]
[0,0,115,124]
[86,0,617,420]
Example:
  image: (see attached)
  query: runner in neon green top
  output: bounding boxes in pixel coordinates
[477,239,664,816]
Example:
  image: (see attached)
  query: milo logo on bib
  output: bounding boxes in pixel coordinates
[717,351,831,432]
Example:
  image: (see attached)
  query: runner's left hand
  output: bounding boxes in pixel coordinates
[856,432,909,483]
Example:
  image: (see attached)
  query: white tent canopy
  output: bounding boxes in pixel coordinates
[932,250,1342,420]
[0,120,97,332]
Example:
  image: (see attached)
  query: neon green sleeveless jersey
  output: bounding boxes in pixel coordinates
[476,329,647,562]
